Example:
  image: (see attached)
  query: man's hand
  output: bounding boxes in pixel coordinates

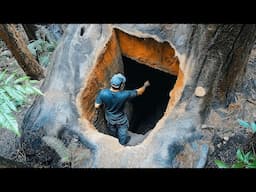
[144,80,150,87]
[93,108,100,124]
[137,80,150,95]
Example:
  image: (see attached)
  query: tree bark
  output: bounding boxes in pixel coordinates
[20,24,256,167]
[0,24,44,80]
[22,24,37,41]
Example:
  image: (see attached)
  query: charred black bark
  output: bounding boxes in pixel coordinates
[22,24,37,41]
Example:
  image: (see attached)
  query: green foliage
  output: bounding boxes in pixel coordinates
[237,119,256,133]
[28,39,57,67]
[215,149,256,168]
[215,119,256,168]
[237,119,250,128]
[236,149,256,166]
[214,160,229,168]
[250,122,256,133]
[0,70,43,136]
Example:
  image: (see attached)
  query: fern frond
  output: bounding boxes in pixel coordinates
[0,91,17,111]
[27,38,57,67]
[0,70,7,82]
[0,102,12,114]
[31,86,43,95]
[5,73,16,84]
[14,76,30,84]
[0,111,19,136]
[0,70,44,136]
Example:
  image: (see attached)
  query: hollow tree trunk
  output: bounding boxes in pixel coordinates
[22,24,37,41]
[0,24,44,80]
[20,24,256,168]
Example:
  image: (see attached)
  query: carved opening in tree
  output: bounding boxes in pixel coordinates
[123,56,177,134]
[79,28,182,140]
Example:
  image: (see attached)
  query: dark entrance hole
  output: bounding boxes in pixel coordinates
[123,56,177,134]
[80,27,85,36]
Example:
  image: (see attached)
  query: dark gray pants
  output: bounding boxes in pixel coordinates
[107,121,130,145]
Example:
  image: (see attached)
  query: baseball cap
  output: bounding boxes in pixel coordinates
[110,73,126,89]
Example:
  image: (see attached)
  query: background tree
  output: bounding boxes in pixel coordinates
[0,24,44,80]
[22,24,37,41]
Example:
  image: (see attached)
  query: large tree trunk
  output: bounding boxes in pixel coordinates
[20,24,256,168]
[0,24,44,80]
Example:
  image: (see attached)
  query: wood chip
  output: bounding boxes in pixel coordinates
[195,86,206,97]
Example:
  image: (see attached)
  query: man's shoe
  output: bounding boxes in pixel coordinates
[124,135,131,145]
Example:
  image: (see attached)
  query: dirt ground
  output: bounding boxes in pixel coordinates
[204,47,256,168]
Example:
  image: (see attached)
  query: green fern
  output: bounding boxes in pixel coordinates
[214,160,229,168]
[0,70,43,136]
[28,39,57,67]
[215,149,256,168]
[237,119,256,133]
[215,119,256,168]
[237,119,250,129]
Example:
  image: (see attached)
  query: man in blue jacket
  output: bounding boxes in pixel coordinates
[95,73,150,145]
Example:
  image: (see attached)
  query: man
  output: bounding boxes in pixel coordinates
[95,73,150,145]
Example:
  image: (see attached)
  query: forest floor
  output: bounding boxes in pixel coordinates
[0,34,255,168]
[0,39,43,166]
[204,46,256,168]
